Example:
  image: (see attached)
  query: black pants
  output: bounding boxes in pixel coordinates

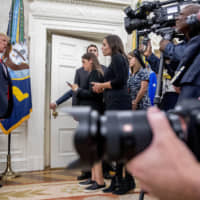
[160,92,179,111]
[177,85,200,104]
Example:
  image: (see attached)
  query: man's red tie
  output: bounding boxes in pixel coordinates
[0,58,2,63]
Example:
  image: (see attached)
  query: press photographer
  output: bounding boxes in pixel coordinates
[67,97,200,199]
[127,106,200,200]
[124,0,195,35]
[124,0,187,110]
[170,5,200,102]
[125,1,200,109]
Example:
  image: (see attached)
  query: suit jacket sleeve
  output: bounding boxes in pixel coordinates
[74,69,80,84]
[110,54,128,89]
[76,71,102,99]
[56,89,73,105]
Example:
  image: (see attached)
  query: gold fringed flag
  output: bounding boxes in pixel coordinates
[0,0,32,134]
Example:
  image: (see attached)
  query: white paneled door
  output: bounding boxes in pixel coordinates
[50,34,104,168]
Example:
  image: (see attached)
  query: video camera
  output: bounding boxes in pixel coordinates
[124,0,200,37]
[66,99,200,168]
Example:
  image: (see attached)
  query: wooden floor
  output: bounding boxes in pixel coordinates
[1,169,79,186]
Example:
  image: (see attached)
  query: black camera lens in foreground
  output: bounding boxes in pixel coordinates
[65,99,200,168]
[101,111,152,162]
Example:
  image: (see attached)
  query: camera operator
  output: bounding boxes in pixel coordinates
[140,39,182,110]
[160,4,200,102]
[127,106,200,200]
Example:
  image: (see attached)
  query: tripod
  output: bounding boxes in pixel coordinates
[138,52,165,200]
[154,52,165,106]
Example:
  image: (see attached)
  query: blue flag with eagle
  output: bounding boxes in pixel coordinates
[0,0,32,134]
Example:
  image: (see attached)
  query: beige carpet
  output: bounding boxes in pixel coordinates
[0,180,158,200]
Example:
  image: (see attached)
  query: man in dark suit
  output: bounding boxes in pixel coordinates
[50,44,106,109]
[0,33,13,120]
[50,44,107,180]
[0,33,13,188]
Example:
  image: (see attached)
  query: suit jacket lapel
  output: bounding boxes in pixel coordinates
[0,62,8,79]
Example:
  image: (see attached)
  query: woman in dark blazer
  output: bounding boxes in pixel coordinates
[92,35,135,195]
[71,53,105,192]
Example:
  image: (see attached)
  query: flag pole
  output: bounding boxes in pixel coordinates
[1,133,19,180]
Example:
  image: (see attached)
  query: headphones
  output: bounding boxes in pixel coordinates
[133,49,146,68]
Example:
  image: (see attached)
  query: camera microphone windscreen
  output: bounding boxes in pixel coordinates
[186,11,200,25]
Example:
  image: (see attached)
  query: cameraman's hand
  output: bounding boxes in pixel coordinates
[127,107,200,200]
[159,39,170,52]
[174,86,181,94]
[140,41,152,57]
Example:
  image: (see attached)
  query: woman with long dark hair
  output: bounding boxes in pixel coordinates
[70,53,105,192]
[92,35,135,195]
[127,49,150,110]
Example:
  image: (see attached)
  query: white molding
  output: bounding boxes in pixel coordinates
[30,0,131,7]
[30,0,127,25]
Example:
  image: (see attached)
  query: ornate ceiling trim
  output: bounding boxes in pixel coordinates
[30,0,132,8]
[30,0,128,24]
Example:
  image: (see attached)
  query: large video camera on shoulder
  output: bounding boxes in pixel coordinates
[66,99,200,168]
[124,0,200,38]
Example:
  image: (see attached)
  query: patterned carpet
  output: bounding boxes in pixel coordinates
[0,169,157,200]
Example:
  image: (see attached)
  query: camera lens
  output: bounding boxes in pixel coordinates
[69,99,200,166]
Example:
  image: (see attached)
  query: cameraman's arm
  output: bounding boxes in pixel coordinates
[127,107,200,200]
[146,54,159,74]
[142,41,159,74]
[160,40,186,63]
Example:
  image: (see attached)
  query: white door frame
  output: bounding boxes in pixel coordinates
[28,0,130,171]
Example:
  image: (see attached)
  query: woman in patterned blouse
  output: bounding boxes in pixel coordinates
[127,49,151,110]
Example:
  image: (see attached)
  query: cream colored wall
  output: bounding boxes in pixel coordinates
[0,0,11,33]
[0,0,31,36]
